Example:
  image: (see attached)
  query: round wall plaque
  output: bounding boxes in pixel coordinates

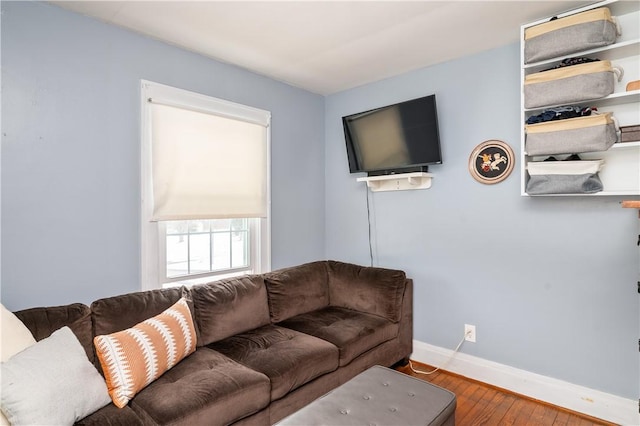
[468,140,515,184]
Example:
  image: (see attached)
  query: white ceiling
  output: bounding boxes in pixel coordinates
[51,1,594,95]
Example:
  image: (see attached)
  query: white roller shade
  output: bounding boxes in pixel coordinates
[150,102,268,221]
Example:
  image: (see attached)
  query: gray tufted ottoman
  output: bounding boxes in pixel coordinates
[276,365,456,425]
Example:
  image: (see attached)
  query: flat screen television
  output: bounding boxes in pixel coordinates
[342,94,442,176]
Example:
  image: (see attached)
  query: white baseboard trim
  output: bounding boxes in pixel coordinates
[412,339,638,425]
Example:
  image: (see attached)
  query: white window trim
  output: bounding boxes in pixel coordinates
[140,80,271,291]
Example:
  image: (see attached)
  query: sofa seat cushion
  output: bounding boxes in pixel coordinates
[208,325,339,400]
[75,403,151,426]
[130,348,270,426]
[277,307,399,366]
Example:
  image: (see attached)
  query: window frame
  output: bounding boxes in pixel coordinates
[140,80,271,290]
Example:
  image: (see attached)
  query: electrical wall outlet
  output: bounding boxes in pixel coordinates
[464,324,476,343]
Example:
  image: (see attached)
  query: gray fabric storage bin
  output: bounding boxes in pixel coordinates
[524,61,622,109]
[525,113,618,156]
[526,159,604,194]
[524,7,619,64]
[526,174,604,194]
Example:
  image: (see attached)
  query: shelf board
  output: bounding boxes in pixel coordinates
[524,90,640,113]
[523,39,640,71]
[611,141,640,149]
[357,172,434,192]
[523,141,639,157]
[525,190,640,197]
[621,200,640,208]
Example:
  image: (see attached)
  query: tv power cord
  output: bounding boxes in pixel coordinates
[409,329,472,376]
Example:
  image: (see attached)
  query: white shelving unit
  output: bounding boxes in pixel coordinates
[357,172,433,192]
[520,0,640,196]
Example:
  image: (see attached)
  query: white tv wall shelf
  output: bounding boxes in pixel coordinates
[520,0,640,196]
[357,172,433,192]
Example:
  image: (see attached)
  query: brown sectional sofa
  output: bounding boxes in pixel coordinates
[13,260,413,425]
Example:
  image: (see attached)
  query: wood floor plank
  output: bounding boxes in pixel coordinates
[428,370,455,387]
[510,398,540,424]
[458,388,501,425]
[553,411,571,426]
[435,372,468,395]
[456,384,490,421]
[406,363,462,394]
[529,403,559,425]
[500,398,533,426]
[566,414,588,426]
[482,392,517,425]
[395,361,614,426]
[540,405,562,425]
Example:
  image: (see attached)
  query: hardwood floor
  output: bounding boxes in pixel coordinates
[395,361,616,426]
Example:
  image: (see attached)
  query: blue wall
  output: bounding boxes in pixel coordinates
[1,2,325,309]
[2,0,638,402]
[324,44,638,399]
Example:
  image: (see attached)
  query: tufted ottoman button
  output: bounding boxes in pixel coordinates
[382,382,389,386]
[339,408,349,415]
[363,395,371,400]
[408,391,415,397]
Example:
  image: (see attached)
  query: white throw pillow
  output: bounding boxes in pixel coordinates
[1,303,38,425]
[1,326,111,425]
[0,304,36,363]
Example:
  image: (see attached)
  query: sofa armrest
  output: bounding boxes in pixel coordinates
[327,261,407,323]
[398,278,413,357]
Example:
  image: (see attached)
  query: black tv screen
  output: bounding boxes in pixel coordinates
[342,94,442,175]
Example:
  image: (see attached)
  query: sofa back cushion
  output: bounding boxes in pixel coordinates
[190,275,270,345]
[92,287,184,337]
[328,261,406,323]
[264,261,329,323]
[92,287,202,372]
[14,303,94,364]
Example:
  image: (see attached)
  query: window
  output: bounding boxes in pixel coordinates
[140,81,270,290]
[164,219,250,278]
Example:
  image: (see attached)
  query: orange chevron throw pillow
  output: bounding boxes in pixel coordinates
[94,298,197,408]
